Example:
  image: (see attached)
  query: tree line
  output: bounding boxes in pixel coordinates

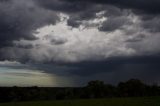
[0,79,160,102]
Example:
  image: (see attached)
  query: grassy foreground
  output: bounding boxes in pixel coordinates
[0,97,160,106]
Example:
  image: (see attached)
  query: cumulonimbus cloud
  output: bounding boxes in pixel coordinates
[0,12,160,63]
[0,0,160,64]
[0,0,160,86]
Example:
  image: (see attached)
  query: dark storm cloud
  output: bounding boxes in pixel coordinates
[35,0,104,27]
[36,0,91,13]
[25,55,160,77]
[62,0,160,14]
[0,0,58,48]
[35,0,128,29]
[2,0,157,33]
[36,0,160,32]
[63,56,160,76]
[36,0,160,14]
[35,0,160,32]
[19,55,160,86]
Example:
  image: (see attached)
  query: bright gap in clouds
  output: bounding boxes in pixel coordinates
[0,61,72,87]
[0,68,54,87]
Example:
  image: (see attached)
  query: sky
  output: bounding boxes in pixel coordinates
[0,0,160,87]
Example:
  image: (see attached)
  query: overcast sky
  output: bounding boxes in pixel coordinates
[0,0,160,86]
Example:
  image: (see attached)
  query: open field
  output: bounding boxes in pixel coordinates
[0,97,160,106]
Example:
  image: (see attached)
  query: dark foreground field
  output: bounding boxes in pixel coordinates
[0,97,160,106]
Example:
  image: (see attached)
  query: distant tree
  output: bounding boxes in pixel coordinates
[118,79,146,97]
[85,80,106,98]
[0,78,160,102]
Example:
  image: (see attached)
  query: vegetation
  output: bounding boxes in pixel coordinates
[0,97,160,106]
[0,79,160,103]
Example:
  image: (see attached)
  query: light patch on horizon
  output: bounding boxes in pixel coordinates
[0,61,73,87]
[0,67,55,87]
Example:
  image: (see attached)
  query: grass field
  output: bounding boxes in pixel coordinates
[0,97,160,106]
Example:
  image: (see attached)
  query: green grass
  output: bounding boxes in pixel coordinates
[0,97,160,106]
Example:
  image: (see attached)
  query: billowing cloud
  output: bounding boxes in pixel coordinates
[1,12,159,63]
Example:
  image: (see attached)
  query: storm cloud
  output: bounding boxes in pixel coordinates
[62,0,160,14]
[0,0,58,48]
[0,0,160,86]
